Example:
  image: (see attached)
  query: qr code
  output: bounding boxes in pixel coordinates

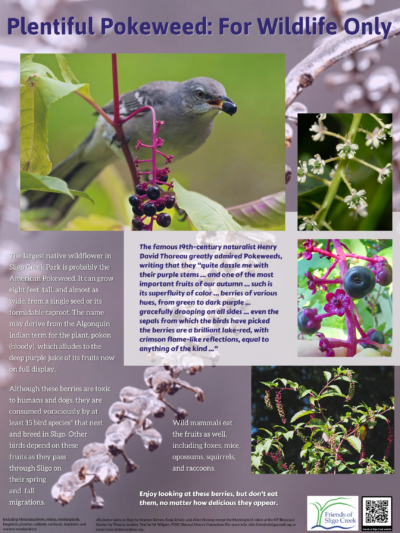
[365,499,389,523]
[362,497,392,531]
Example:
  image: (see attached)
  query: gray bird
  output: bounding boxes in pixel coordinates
[25,77,237,224]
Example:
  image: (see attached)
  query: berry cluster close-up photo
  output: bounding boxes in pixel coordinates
[297,239,392,357]
[129,176,176,231]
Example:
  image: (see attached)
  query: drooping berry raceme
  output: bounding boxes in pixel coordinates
[275,390,287,425]
[384,420,393,460]
[264,390,273,410]
[124,108,176,231]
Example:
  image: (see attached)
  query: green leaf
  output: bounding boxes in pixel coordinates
[283,431,294,441]
[69,189,94,203]
[321,392,341,398]
[227,191,285,230]
[346,436,361,453]
[329,385,343,394]
[55,54,93,101]
[173,180,242,231]
[21,171,92,203]
[306,418,325,427]
[263,439,272,454]
[20,54,90,175]
[356,300,374,331]
[323,371,332,382]
[255,442,264,454]
[251,455,261,469]
[21,171,73,198]
[341,239,366,259]
[291,410,314,423]
[338,463,347,472]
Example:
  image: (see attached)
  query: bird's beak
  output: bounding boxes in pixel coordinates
[207,95,237,116]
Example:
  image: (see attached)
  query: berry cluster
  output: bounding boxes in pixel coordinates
[129,181,176,231]
[129,117,176,231]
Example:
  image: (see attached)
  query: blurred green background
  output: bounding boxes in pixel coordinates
[27,54,285,230]
[298,113,392,231]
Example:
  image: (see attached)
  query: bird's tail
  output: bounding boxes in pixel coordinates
[24,130,112,226]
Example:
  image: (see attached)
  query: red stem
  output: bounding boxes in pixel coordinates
[110,54,139,190]
[333,239,357,357]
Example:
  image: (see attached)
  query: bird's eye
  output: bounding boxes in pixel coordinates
[195,89,205,98]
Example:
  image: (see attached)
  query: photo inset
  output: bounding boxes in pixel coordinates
[297,239,392,358]
[20,53,285,231]
[297,113,392,231]
[251,366,394,474]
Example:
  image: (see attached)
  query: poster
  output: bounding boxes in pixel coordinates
[1,0,399,531]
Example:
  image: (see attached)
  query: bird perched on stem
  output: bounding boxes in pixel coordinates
[25,77,237,224]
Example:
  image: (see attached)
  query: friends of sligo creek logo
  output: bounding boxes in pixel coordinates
[307,496,359,531]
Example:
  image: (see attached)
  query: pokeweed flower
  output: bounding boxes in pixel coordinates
[367,409,375,428]
[336,139,359,159]
[378,123,392,139]
[266,452,288,471]
[349,204,369,220]
[297,161,308,183]
[275,390,286,424]
[324,288,350,317]
[344,188,367,210]
[296,430,308,444]
[316,332,335,357]
[365,127,383,149]
[329,434,336,455]
[377,163,392,184]
[264,390,273,410]
[360,441,366,464]
[308,154,325,174]
[309,121,327,141]
[302,307,322,332]
[299,217,319,231]
[304,271,316,295]
[302,240,315,260]
[345,381,355,402]
[329,163,338,179]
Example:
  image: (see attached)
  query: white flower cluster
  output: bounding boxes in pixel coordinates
[344,189,368,210]
[299,217,319,231]
[336,140,359,159]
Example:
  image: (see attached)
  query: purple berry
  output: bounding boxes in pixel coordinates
[147,186,161,201]
[165,196,176,209]
[157,213,171,228]
[143,202,157,217]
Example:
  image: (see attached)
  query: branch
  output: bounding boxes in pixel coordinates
[285,9,400,109]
